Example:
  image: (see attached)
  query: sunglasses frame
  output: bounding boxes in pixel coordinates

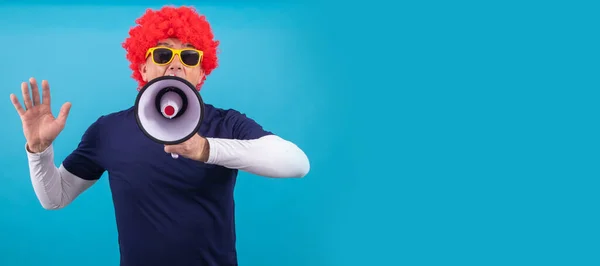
[145,47,204,68]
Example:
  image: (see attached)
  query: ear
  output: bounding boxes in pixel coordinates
[198,69,205,85]
[139,63,148,82]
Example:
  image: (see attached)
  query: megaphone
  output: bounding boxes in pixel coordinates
[134,76,205,159]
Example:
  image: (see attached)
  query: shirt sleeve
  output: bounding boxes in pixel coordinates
[62,117,106,181]
[205,109,309,178]
[225,110,273,140]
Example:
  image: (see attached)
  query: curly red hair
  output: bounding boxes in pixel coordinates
[122,6,219,90]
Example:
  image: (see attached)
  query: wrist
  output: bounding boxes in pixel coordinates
[26,142,50,153]
[197,136,210,162]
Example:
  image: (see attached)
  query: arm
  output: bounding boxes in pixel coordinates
[205,134,310,178]
[26,144,97,210]
[165,110,310,178]
[27,118,105,210]
[206,110,310,178]
[204,110,309,178]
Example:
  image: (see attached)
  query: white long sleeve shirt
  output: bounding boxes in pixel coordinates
[27,134,310,210]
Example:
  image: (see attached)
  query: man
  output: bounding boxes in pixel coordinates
[9,5,310,266]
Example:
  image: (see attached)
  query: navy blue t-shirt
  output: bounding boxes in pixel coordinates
[62,104,272,266]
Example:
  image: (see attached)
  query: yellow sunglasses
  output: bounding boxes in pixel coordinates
[145,47,204,67]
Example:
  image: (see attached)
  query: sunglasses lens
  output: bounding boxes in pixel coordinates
[153,48,173,64]
[181,50,201,66]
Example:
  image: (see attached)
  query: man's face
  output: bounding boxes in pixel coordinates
[139,38,204,88]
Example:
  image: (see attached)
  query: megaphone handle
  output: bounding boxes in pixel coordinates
[171,153,179,159]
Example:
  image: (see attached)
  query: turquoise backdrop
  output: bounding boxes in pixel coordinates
[1,1,599,265]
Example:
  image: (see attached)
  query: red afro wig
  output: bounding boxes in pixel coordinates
[122,6,220,91]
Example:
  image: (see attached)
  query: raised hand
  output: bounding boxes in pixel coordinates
[10,77,72,153]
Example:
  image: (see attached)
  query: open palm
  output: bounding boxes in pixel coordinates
[10,78,71,153]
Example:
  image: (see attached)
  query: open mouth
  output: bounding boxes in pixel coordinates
[164,71,182,77]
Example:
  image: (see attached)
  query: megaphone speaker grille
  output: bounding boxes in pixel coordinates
[134,76,205,145]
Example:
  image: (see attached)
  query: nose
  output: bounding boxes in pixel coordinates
[168,54,183,70]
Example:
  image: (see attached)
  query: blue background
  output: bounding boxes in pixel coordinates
[1,1,599,265]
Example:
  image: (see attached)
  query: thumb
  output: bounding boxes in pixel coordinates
[164,144,181,154]
[56,102,72,124]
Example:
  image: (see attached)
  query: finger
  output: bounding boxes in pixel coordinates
[56,102,72,124]
[164,145,174,153]
[10,94,25,116]
[164,144,182,154]
[41,80,51,106]
[29,77,41,106]
[21,82,33,110]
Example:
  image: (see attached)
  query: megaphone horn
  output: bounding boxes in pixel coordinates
[134,76,205,159]
[155,86,188,119]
